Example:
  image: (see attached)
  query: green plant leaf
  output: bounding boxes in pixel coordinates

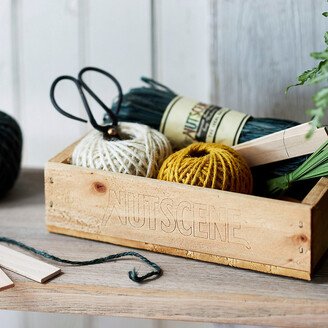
[325,31,328,45]
[311,50,328,60]
[313,87,328,107]
[266,140,328,196]
[286,6,328,129]
[286,67,319,92]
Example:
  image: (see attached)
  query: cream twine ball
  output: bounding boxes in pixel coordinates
[72,122,172,178]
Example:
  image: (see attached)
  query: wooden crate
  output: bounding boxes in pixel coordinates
[45,140,328,281]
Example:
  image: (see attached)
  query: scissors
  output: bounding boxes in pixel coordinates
[50,66,123,139]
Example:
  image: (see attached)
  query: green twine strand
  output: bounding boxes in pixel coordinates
[0,237,162,283]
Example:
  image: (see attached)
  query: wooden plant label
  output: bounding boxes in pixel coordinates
[0,268,14,291]
[0,245,61,283]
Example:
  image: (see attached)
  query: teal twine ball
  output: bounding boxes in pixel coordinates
[0,111,23,198]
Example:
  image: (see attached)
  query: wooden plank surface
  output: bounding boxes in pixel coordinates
[18,0,83,167]
[214,0,328,122]
[1,170,328,327]
[87,0,152,104]
[153,0,211,102]
[0,245,61,283]
[0,268,14,291]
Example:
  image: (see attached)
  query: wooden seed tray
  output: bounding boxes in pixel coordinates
[45,140,328,280]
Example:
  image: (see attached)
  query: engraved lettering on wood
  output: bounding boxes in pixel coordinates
[102,187,251,249]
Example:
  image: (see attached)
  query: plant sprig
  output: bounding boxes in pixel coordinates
[287,11,328,135]
[266,139,328,196]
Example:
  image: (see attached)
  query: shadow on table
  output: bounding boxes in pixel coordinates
[0,168,44,207]
[312,249,328,284]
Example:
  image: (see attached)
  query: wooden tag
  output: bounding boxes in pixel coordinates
[0,245,61,283]
[0,268,14,291]
[233,123,328,167]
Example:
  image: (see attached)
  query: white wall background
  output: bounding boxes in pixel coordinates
[0,0,327,327]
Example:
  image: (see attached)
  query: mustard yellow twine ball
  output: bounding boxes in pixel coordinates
[157,142,253,194]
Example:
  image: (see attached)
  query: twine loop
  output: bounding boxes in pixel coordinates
[0,237,162,283]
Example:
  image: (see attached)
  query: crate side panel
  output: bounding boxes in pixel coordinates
[45,163,312,272]
[303,178,328,271]
[46,224,311,280]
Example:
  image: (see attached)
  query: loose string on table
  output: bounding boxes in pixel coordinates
[0,237,162,283]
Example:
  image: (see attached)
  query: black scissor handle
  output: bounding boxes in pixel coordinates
[50,75,88,123]
[78,66,123,117]
[50,67,123,135]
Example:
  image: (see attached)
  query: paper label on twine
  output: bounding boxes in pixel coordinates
[160,96,250,148]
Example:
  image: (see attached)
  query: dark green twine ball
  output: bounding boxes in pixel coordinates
[107,77,307,177]
[0,111,23,198]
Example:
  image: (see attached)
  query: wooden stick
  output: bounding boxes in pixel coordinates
[0,245,61,283]
[233,123,328,167]
[236,122,313,148]
[0,268,14,291]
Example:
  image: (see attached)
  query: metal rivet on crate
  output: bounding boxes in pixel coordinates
[299,221,303,228]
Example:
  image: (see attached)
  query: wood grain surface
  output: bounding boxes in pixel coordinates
[233,124,328,167]
[303,178,328,271]
[45,158,314,279]
[0,245,61,283]
[0,169,328,327]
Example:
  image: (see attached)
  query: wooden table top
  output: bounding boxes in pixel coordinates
[1,169,328,327]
